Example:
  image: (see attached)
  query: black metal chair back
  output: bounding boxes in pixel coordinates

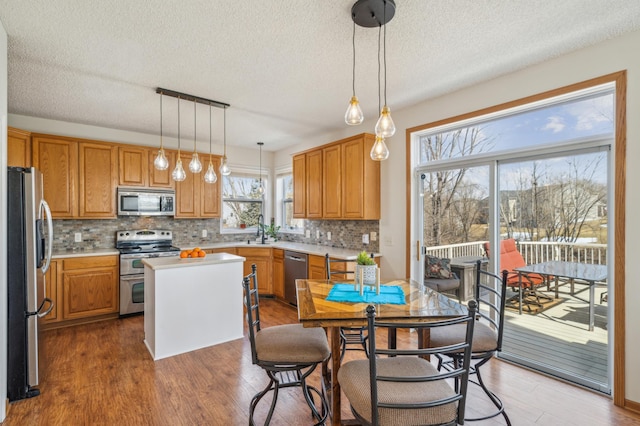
[362,302,476,425]
[242,264,261,365]
[474,259,509,353]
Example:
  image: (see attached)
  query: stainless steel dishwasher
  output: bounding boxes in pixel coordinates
[284,251,308,305]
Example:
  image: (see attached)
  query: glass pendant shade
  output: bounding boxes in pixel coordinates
[375,105,396,138]
[172,157,186,181]
[154,148,169,170]
[345,96,364,125]
[370,135,389,161]
[257,181,264,195]
[220,157,231,176]
[204,160,217,183]
[189,152,202,173]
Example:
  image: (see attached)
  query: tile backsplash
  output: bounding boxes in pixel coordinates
[52,218,379,252]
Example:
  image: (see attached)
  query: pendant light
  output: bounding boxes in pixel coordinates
[204,104,218,184]
[374,2,395,138]
[344,21,364,125]
[172,96,186,182]
[220,106,231,176]
[371,24,389,161]
[153,93,169,170]
[257,142,264,196]
[189,99,202,173]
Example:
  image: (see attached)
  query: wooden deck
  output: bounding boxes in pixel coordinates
[498,282,609,392]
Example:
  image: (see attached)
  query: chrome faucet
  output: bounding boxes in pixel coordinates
[257,214,266,244]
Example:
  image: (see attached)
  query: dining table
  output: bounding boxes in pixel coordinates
[296,278,467,426]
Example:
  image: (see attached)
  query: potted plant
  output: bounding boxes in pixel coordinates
[260,223,281,241]
[355,250,377,286]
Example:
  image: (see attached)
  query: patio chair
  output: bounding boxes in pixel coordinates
[423,254,462,302]
[338,301,477,426]
[242,264,330,425]
[325,253,368,361]
[431,260,512,425]
[484,239,552,314]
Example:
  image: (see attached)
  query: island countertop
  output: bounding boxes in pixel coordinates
[141,253,246,270]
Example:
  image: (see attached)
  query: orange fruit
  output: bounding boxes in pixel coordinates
[198,251,206,258]
[193,247,201,252]
[180,251,188,258]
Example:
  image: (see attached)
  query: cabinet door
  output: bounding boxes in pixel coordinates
[342,137,365,218]
[79,142,118,218]
[42,260,59,324]
[292,154,306,218]
[273,249,284,299]
[323,144,342,218]
[32,136,78,218]
[63,267,119,320]
[7,127,31,168]
[175,152,200,218]
[200,155,221,217]
[149,149,175,188]
[118,146,148,186]
[306,150,323,218]
[243,258,272,295]
[308,255,327,280]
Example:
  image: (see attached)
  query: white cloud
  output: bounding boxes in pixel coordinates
[542,116,565,133]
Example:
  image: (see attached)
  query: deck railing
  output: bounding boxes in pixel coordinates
[425,240,607,266]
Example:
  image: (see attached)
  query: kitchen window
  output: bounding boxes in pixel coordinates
[276,172,304,233]
[221,172,264,232]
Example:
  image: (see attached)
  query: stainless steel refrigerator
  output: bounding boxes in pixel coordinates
[7,167,54,401]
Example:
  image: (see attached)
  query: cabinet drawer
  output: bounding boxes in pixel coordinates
[273,248,284,260]
[236,247,272,258]
[63,255,118,270]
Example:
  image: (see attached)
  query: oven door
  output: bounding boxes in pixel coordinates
[120,274,145,316]
[120,254,147,276]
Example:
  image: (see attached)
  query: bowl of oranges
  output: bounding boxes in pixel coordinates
[179,247,206,259]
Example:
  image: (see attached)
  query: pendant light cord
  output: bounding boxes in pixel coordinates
[378,24,382,113]
[383,3,387,106]
[177,96,181,154]
[193,100,197,152]
[223,107,227,157]
[159,93,163,149]
[209,104,213,160]
[351,20,356,97]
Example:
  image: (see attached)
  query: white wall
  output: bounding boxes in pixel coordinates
[0,17,8,422]
[276,29,640,404]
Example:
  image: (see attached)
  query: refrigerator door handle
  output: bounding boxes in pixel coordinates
[40,199,53,274]
[36,298,54,318]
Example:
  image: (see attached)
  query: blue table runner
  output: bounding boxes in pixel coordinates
[326,283,406,305]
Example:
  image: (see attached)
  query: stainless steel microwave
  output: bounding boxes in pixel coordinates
[117,187,175,216]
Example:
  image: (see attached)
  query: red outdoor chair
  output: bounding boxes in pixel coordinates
[484,239,552,314]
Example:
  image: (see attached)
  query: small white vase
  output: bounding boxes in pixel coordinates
[356,264,377,286]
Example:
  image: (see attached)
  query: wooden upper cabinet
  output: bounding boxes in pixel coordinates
[342,134,379,219]
[8,127,32,168]
[175,152,200,218]
[292,154,306,218]
[118,146,148,186]
[291,133,380,220]
[79,142,118,218]
[32,135,79,218]
[149,149,175,188]
[306,150,323,218]
[323,144,342,218]
[200,155,221,217]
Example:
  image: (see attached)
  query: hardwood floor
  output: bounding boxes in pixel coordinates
[4,298,640,425]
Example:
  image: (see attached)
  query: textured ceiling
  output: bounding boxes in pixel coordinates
[1,1,640,152]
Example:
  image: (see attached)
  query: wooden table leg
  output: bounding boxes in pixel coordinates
[330,326,341,426]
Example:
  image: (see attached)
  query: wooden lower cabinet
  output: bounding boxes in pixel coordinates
[237,247,272,295]
[308,254,327,280]
[273,249,284,299]
[61,255,119,321]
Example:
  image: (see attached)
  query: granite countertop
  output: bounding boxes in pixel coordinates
[142,253,246,271]
[183,241,380,261]
[52,242,380,261]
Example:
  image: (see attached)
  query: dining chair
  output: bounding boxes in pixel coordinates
[242,264,330,425]
[338,301,477,426]
[325,253,369,360]
[430,260,512,425]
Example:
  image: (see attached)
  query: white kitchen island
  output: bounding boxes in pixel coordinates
[142,253,246,361]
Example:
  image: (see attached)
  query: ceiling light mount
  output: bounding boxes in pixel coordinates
[351,0,395,28]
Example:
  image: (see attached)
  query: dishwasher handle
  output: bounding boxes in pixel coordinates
[285,255,306,262]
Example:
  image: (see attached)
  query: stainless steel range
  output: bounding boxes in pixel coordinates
[116,229,180,316]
